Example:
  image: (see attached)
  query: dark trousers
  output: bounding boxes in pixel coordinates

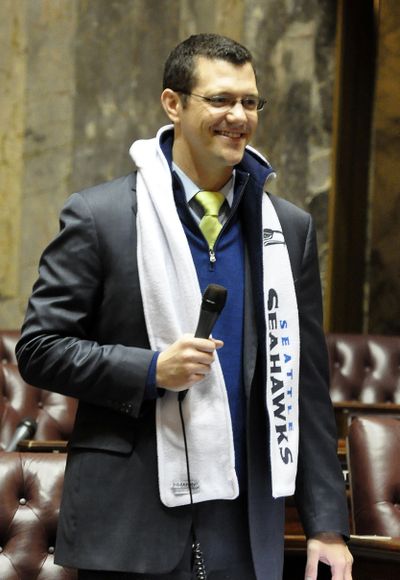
[78,495,256,580]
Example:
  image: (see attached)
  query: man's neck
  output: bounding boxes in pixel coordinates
[172,145,233,191]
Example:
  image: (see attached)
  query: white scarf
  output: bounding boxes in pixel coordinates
[130,125,299,504]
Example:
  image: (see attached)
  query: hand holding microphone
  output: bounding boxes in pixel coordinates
[156,284,227,394]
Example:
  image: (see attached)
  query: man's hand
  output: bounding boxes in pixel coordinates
[156,333,223,392]
[305,533,353,580]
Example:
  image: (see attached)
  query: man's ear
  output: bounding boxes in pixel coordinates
[161,89,182,123]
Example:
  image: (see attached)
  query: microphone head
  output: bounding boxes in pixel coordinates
[201,284,227,313]
[19,417,38,438]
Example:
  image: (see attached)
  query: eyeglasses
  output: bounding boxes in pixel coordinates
[180,92,266,112]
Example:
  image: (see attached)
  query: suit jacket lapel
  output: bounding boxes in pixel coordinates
[243,247,257,398]
[241,176,265,398]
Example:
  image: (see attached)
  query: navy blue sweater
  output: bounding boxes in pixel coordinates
[173,169,247,487]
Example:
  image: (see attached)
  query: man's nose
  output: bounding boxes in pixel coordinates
[227,101,248,121]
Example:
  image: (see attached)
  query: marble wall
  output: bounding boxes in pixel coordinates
[242,0,336,291]
[0,0,338,328]
[4,0,393,333]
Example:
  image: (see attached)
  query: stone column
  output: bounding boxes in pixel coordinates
[0,0,77,327]
[367,0,400,334]
[0,1,27,306]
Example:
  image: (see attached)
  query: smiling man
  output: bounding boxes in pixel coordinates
[162,57,259,189]
[16,34,353,580]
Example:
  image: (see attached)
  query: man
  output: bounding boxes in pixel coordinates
[16,34,353,579]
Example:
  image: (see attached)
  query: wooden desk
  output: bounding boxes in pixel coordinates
[284,534,400,579]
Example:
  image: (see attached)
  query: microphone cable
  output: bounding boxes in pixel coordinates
[178,396,207,580]
[176,284,227,578]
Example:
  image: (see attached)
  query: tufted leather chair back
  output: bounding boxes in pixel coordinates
[0,452,76,579]
[326,333,400,404]
[347,415,400,537]
[0,330,78,451]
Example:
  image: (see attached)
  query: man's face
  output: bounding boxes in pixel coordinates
[166,56,259,186]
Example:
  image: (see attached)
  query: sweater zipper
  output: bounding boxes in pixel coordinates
[209,248,216,265]
[207,173,250,268]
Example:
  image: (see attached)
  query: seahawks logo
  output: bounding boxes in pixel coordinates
[263,228,286,246]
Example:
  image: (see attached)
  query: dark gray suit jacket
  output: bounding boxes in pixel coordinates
[16,171,349,579]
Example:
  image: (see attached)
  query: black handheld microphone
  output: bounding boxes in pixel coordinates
[179,284,228,401]
[195,283,228,339]
[5,417,37,451]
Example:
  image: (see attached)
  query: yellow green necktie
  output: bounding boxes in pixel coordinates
[195,190,225,250]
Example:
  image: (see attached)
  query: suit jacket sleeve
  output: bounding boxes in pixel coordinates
[16,185,155,419]
[294,215,350,538]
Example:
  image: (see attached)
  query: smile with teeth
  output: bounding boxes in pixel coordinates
[215,129,246,139]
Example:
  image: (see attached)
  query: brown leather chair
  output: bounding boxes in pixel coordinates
[0,330,78,451]
[326,333,400,438]
[285,334,400,536]
[347,415,400,537]
[0,451,77,579]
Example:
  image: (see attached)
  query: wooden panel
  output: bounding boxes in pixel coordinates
[325,0,377,332]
